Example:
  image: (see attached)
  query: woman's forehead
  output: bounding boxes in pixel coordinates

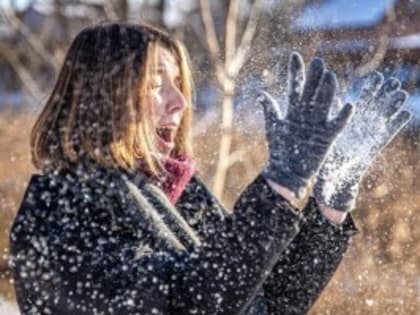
[156,46,180,75]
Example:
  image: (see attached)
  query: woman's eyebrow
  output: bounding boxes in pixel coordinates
[152,67,165,74]
[153,65,180,79]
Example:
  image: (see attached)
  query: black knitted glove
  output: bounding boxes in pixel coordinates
[314,72,412,212]
[258,52,353,198]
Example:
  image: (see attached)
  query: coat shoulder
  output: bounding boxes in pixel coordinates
[10,167,146,251]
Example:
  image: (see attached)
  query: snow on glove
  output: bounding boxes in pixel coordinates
[258,52,354,198]
[314,71,412,212]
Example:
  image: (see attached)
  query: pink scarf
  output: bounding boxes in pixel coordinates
[139,154,196,204]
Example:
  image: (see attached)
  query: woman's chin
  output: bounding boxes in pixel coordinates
[157,137,174,156]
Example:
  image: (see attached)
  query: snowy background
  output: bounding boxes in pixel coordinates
[1,0,420,314]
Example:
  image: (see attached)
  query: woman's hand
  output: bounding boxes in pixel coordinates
[258,52,353,199]
[314,72,412,212]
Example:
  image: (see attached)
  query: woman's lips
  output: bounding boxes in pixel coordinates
[156,126,177,152]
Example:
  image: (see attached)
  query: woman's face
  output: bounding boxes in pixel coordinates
[148,46,187,157]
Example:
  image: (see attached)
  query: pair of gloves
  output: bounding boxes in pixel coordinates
[259,52,412,213]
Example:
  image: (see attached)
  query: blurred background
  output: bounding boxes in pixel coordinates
[0,0,419,314]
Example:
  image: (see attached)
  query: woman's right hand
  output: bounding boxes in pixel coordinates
[258,52,354,198]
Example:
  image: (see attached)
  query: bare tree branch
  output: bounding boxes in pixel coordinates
[0,9,61,70]
[0,41,44,104]
[199,0,227,85]
[225,0,239,66]
[354,5,395,76]
[104,0,120,21]
[103,0,129,21]
[227,0,262,77]
[199,0,220,60]
[186,15,210,50]
[354,34,389,76]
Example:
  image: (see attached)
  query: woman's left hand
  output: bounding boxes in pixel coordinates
[314,72,412,212]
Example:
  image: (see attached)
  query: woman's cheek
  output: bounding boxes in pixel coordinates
[153,92,163,104]
[151,92,165,118]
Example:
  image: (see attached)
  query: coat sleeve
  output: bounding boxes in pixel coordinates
[170,174,307,314]
[262,196,359,315]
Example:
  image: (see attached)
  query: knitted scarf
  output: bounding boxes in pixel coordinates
[139,154,196,205]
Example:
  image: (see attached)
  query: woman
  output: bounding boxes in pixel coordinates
[9,23,411,315]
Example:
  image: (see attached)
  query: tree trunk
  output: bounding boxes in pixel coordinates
[212,87,234,199]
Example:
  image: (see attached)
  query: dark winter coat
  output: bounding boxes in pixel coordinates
[9,161,358,315]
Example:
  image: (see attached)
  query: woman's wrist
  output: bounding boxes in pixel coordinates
[265,178,348,225]
[318,203,348,225]
[266,178,307,208]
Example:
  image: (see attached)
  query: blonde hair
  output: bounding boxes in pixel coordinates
[30,23,194,176]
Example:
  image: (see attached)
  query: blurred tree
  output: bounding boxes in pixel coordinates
[197,0,263,199]
[0,0,132,105]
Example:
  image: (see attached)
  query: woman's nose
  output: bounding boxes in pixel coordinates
[166,86,187,114]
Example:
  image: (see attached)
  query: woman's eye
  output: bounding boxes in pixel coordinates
[150,74,163,89]
[151,81,163,91]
